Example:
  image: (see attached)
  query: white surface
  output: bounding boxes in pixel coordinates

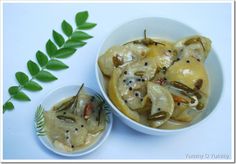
[3,3,232,160]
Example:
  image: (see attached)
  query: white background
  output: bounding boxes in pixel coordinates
[3,2,232,160]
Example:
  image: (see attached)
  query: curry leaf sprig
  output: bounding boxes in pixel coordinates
[3,11,97,113]
[35,105,46,136]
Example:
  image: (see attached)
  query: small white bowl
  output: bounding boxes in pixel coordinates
[34,85,113,157]
[95,17,223,135]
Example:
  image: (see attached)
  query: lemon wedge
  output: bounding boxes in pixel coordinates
[175,35,211,62]
[147,82,174,128]
[108,67,140,122]
[98,43,148,77]
[146,41,177,69]
[166,56,209,94]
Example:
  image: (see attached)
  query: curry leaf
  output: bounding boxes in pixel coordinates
[24,81,42,91]
[75,11,88,26]
[15,72,29,85]
[46,59,69,70]
[71,31,93,40]
[46,39,57,57]
[8,86,19,95]
[78,22,97,30]
[27,60,40,76]
[36,51,48,67]
[3,102,14,112]
[53,30,65,47]
[64,39,86,48]
[13,91,31,101]
[62,20,73,37]
[54,48,76,58]
[36,71,57,82]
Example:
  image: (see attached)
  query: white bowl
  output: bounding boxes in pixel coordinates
[95,17,223,135]
[34,85,113,156]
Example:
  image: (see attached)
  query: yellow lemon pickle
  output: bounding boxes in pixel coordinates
[98,32,212,129]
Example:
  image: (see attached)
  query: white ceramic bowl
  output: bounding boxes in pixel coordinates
[95,17,223,135]
[34,85,113,156]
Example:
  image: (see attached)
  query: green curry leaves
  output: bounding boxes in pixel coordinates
[36,51,48,67]
[78,22,97,30]
[76,11,88,26]
[3,11,96,113]
[46,59,69,70]
[15,72,29,85]
[62,20,73,37]
[24,81,42,91]
[3,102,14,111]
[53,30,65,47]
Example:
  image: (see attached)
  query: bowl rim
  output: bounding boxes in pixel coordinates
[95,16,224,134]
[34,84,113,157]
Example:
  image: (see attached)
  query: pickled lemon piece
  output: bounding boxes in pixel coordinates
[117,57,157,111]
[146,41,177,69]
[175,35,211,62]
[147,82,174,128]
[171,103,192,122]
[54,140,73,152]
[166,56,209,94]
[98,43,148,76]
[108,68,140,122]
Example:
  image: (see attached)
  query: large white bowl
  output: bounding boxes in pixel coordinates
[95,17,223,135]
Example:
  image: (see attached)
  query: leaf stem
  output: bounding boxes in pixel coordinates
[3,32,74,111]
[3,79,32,110]
[3,15,95,113]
